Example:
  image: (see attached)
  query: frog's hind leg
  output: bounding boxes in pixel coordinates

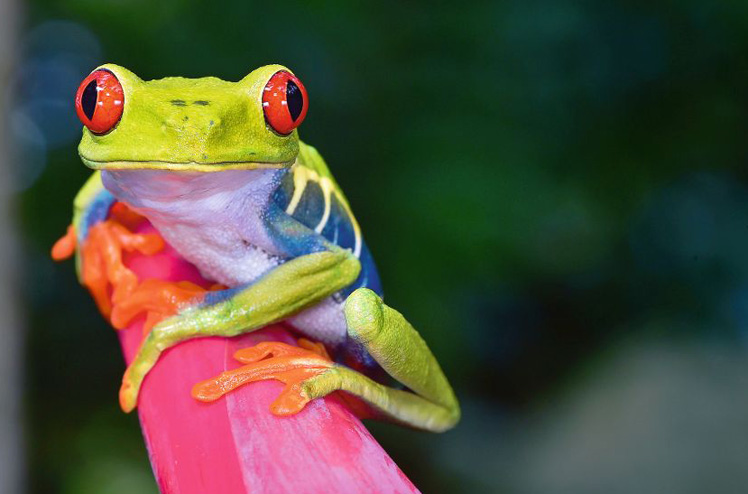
[194,288,460,432]
[312,288,460,432]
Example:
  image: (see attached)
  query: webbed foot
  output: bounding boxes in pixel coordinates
[191,340,335,416]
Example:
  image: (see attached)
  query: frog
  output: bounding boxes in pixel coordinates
[58,63,460,432]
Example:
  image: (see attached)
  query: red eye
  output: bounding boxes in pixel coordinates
[262,71,308,135]
[74,69,124,134]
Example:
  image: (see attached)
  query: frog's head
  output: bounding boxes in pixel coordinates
[74,64,308,172]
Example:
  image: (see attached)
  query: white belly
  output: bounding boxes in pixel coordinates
[153,220,282,287]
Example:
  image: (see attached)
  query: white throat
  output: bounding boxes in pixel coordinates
[101,168,286,286]
[102,169,281,223]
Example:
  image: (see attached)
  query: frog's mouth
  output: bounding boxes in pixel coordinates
[80,156,293,172]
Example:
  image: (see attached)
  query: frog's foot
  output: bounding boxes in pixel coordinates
[191,340,335,416]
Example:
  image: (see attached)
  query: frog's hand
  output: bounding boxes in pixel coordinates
[194,288,461,433]
[119,247,361,412]
[52,171,115,279]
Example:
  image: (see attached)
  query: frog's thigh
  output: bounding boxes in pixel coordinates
[305,288,460,432]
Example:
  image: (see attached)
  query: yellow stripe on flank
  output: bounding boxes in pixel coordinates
[285,160,309,215]
[286,161,362,258]
[314,179,334,234]
[337,193,362,258]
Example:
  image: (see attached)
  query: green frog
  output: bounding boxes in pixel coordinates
[62,64,459,432]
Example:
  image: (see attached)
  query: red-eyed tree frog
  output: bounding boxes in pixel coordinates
[62,64,460,432]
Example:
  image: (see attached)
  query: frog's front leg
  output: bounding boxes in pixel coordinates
[194,288,461,432]
[119,247,361,412]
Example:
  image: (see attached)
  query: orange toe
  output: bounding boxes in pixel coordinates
[232,341,312,363]
[271,382,313,415]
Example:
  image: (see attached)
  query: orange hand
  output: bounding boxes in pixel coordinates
[55,202,221,335]
[81,221,162,316]
[111,279,208,333]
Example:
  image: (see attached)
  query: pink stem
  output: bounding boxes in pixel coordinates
[116,223,419,494]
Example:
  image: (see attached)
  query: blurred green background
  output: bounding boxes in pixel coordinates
[8,0,748,493]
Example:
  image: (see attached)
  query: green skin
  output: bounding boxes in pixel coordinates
[72,64,460,432]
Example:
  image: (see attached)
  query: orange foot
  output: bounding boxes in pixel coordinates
[192,339,335,416]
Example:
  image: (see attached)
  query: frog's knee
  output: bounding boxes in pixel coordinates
[344,288,385,345]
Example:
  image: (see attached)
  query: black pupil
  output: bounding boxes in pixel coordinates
[81,79,98,121]
[286,80,303,122]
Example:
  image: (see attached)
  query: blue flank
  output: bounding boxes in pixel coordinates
[78,189,116,243]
